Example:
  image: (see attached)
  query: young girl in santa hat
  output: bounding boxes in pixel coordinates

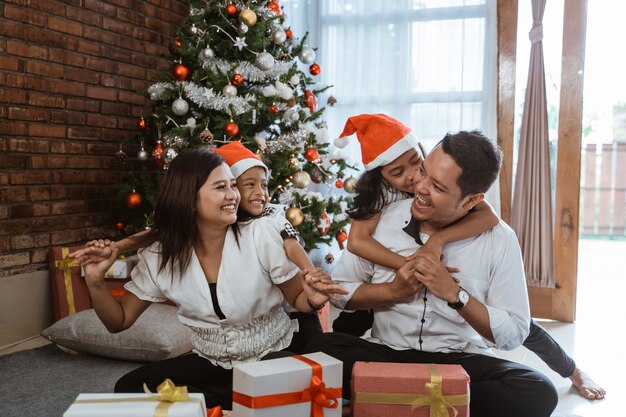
[212,141,329,353]
[331,113,605,400]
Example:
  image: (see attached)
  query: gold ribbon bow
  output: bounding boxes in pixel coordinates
[72,379,203,417]
[54,247,78,315]
[143,378,191,417]
[353,364,468,417]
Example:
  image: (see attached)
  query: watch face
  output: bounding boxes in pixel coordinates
[459,289,470,304]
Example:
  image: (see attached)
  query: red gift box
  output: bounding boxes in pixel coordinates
[48,246,130,321]
[351,362,469,417]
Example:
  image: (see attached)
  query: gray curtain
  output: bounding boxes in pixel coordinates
[511,0,555,287]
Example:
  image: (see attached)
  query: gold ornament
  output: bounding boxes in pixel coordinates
[285,206,304,226]
[343,176,358,193]
[292,170,311,189]
[327,95,337,106]
[199,128,214,143]
[239,9,257,27]
[288,155,300,169]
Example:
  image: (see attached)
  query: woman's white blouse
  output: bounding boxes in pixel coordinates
[125,216,301,368]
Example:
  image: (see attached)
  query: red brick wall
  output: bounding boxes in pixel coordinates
[0,0,189,277]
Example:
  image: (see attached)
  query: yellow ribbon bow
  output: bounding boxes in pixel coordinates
[54,247,78,315]
[143,379,191,417]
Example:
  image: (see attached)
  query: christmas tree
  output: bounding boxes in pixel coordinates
[113,0,356,256]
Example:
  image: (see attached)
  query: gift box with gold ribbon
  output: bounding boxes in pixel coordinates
[232,352,342,417]
[351,362,469,417]
[62,379,207,417]
[48,246,131,321]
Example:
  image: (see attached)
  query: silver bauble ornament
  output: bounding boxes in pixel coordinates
[238,22,249,34]
[343,176,358,193]
[222,84,237,97]
[190,24,199,35]
[272,28,286,44]
[163,147,178,164]
[137,147,149,162]
[255,51,275,71]
[292,170,311,189]
[298,46,316,64]
[201,47,215,60]
[172,97,189,116]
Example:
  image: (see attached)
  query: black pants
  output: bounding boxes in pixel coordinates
[286,311,323,354]
[305,332,558,417]
[114,350,293,409]
[334,310,576,377]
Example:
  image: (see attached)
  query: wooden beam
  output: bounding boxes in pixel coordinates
[496,0,518,223]
[552,0,588,322]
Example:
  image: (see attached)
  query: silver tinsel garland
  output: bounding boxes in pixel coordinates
[264,128,310,153]
[148,82,254,115]
[202,58,292,82]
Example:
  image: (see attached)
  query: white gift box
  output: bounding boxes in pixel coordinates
[233,352,342,417]
[62,392,206,417]
[81,256,139,279]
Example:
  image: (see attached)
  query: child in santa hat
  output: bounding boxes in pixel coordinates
[212,141,330,352]
[330,114,605,401]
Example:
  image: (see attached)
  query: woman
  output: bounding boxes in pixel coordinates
[75,147,345,409]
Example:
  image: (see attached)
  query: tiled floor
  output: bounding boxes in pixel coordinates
[496,239,625,416]
[1,239,623,415]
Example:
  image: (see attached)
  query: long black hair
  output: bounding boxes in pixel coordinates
[132,147,239,277]
[346,167,398,220]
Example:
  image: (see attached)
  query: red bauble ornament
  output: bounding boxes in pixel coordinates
[287,98,295,107]
[226,3,237,17]
[316,211,331,236]
[125,190,143,210]
[310,166,322,183]
[152,140,164,169]
[285,27,293,40]
[172,63,190,81]
[309,63,321,76]
[137,117,146,130]
[116,221,125,231]
[335,229,348,250]
[168,38,182,54]
[304,89,317,113]
[335,179,344,189]
[231,73,244,86]
[266,1,280,15]
[304,146,319,162]
[269,103,279,114]
[224,120,239,137]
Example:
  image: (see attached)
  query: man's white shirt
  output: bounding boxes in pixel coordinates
[332,198,531,356]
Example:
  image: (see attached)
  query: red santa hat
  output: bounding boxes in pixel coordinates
[335,113,419,170]
[212,141,267,179]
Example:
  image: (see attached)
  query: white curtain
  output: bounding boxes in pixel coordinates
[283,0,499,210]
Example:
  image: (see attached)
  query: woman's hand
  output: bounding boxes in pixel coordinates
[302,268,349,307]
[69,239,113,265]
[81,242,119,287]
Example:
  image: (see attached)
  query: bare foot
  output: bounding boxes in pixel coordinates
[569,368,606,400]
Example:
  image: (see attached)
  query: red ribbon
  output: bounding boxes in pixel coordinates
[206,405,223,417]
[232,355,340,417]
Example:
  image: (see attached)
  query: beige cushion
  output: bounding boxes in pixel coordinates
[41,303,192,362]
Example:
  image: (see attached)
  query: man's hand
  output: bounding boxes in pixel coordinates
[303,268,349,306]
[412,251,458,303]
[389,261,424,302]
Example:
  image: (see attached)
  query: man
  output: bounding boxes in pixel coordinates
[306,131,558,417]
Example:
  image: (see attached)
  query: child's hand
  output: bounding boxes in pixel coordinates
[69,239,113,265]
[303,268,348,305]
[82,242,119,287]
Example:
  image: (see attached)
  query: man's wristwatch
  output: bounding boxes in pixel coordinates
[447,286,470,310]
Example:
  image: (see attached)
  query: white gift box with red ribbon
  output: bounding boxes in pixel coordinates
[232,352,343,417]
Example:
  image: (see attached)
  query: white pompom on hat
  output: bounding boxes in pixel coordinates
[212,141,268,179]
[338,113,419,170]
